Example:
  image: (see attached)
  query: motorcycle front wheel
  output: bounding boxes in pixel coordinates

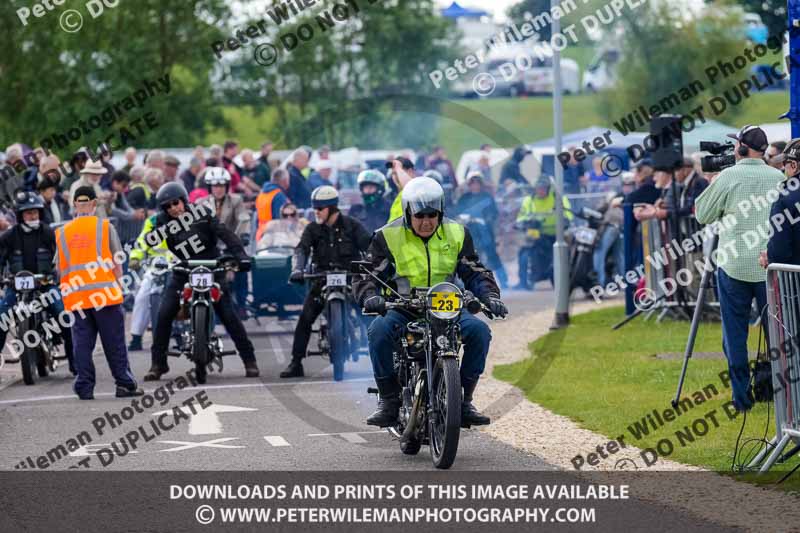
[192,305,210,384]
[328,300,347,381]
[17,319,37,385]
[429,357,462,469]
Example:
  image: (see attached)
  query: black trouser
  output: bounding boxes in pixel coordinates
[291,285,324,361]
[150,275,256,370]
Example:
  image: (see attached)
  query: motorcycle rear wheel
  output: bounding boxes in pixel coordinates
[429,357,461,469]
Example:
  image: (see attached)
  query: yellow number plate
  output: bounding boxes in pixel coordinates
[430,292,460,313]
[527,228,540,239]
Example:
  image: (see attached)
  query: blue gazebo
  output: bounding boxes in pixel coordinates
[440,2,489,19]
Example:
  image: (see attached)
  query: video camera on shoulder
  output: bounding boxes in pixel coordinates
[699,141,735,173]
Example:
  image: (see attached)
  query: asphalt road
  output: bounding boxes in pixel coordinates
[0,288,557,472]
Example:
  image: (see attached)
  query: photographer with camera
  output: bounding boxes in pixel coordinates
[695,125,784,413]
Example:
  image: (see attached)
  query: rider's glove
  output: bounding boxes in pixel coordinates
[289,270,305,284]
[483,297,508,318]
[237,258,252,273]
[363,295,386,316]
[129,258,141,271]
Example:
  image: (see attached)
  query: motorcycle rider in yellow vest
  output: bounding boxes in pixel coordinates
[355,177,508,428]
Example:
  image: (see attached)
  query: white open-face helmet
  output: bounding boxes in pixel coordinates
[311,185,339,209]
[204,167,231,187]
[401,177,444,226]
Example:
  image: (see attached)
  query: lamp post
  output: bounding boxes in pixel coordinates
[551,0,570,329]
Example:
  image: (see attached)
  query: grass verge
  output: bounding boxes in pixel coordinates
[493,306,800,490]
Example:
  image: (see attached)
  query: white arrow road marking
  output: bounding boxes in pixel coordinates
[152,404,258,435]
[157,438,244,452]
[307,431,384,443]
[263,436,290,447]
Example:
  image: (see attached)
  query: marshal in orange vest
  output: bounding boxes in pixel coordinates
[255,187,281,242]
[56,216,124,311]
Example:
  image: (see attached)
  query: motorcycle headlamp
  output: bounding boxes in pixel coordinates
[427,282,462,321]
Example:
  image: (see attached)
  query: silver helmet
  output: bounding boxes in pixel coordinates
[401,177,444,225]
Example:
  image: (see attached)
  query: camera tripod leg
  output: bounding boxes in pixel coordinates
[672,244,716,408]
[611,294,667,330]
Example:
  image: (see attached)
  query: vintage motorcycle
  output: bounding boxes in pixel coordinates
[167,256,247,384]
[4,271,61,385]
[568,206,605,295]
[303,269,366,381]
[358,262,500,469]
[515,218,554,287]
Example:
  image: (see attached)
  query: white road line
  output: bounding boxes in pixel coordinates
[308,431,384,443]
[264,436,290,447]
[0,377,373,405]
[268,334,286,364]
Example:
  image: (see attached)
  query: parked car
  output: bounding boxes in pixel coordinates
[523,57,580,95]
[582,48,621,93]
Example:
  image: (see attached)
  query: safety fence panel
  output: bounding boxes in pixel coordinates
[767,265,800,433]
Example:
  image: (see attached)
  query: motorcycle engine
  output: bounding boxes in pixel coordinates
[404,322,427,360]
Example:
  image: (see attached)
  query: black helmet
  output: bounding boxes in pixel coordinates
[14,191,44,215]
[156,182,189,211]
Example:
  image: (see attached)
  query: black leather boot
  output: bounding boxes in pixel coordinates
[366,377,401,427]
[127,335,143,352]
[462,377,490,427]
[280,358,304,378]
[244,360,260,378]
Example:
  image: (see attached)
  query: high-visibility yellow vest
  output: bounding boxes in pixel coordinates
[380,218,464,288]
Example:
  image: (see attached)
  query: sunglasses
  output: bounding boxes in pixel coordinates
[162,199,182,209]
[313,206,327,211]
[282,212,298,218]
[413,212,438,220]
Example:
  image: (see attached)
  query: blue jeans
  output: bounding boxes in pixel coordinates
[367,310,491,382]
[717,268,768,411]
[593,225,623,287]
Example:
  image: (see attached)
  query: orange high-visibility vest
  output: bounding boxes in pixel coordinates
[255,188,280,242]
[56,216,123,311]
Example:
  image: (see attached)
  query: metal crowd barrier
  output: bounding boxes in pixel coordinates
[637,215,719,322]
[749,264,800,473]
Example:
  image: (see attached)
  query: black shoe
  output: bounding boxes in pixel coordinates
[366,377,401,427]
[127,335,143,352]
[244,361,260,378]
[78,394,94,400]
[116,385,145,398]
[280,359,304,378]
[461,377,490,427]
[143,366,168,381]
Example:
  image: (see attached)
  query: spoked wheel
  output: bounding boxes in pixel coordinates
[328,300,347,381]
[193,306,210,385]
[429,357,462,469]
